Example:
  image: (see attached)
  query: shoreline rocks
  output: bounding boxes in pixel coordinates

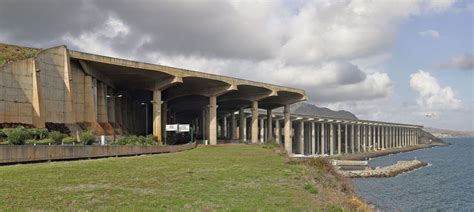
[338,160,428,178]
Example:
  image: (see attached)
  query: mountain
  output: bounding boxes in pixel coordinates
[290,102,358,120]
[424,127,474,138]
[0,43,40,67]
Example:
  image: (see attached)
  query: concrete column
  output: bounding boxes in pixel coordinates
[239,108,246,142]
[321,122,325,155]
[161,102,167,140]
[299,120,304,154]
[330,123,334,156]
[344,124,348,154]
[259,118,265,143]
[275,119,281,144]
[377,125,381,150]
[311,122,315,155]
[362,125,367,152]
[381,126,385,149]
[357,124,361,152]
[251,101,258,144]
[152,90,162,143]
[222,115,227,138]
[368,125,372,151]
[337,123,341,155]
[267,109,273,140]
[208,96,217,145]
[283,105,292,154]
[351,124,355,153]
[230,112,236,139]
[315,123,320,154]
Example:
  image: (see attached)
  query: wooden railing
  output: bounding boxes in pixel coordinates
[0,142,196,164]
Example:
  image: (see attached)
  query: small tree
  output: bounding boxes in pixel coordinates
[79,130,96,145]
[49,131,65,145]
[3,127,31,145]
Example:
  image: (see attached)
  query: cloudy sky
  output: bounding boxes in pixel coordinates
[1,0,472,131]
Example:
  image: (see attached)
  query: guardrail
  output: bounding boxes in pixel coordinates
[0,142,196,164]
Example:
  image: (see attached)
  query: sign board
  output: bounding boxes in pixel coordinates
[165,124,178,131]
[178,124,190,132]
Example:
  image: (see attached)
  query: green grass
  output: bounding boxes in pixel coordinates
[0,144,360,210]
[0,43,40,67]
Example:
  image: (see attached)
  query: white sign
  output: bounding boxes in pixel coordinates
[165,124,178,131]
[178,124,190,132]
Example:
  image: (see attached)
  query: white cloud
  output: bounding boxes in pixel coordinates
[436,53,474,70]
[419,29,440,38]
[410,70,463,111]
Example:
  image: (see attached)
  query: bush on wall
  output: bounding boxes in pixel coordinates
[79,130,96,145]
[3,127,32,145]
[113,135,157,146]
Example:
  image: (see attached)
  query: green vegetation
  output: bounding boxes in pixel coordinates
[49,131,66,144]
[62,136,77,144]
[112,135,158,146]
[2,127,31,145]
[0,145,366,210]
[79,130,95,145]
[304,184,319,194]
[0,43,40,67]
[0,127,94,145]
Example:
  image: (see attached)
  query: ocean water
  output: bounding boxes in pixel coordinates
[352,138,474,211]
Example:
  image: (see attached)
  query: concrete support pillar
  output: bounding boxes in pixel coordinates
[283,105,292,154]
[222,115,227,138]
[231,112,237,140]
[208,96,217,145]
[267,109,273,140]
[275,119,281,144]
[321,122,325,155]
[259,118,265,143]
[351,124,355,153]
[251,101,259,144]
[315,123,320,154]
[337,123,341,155]
[377,125,381,150]
[161,102,167,140]
[344,124,348,154]
[329,123,334,156]
[362,125,367,152]
[298,120,304,154]
[368,125,372,151]
[381,126,385,149]
[239,108,246,142]
[311,122,315,155]
[357,124,361,152]
[152,90,162,144]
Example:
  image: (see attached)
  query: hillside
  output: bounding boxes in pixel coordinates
[0,43,40,67]
[291,102,358,120]
[0,145,369,210]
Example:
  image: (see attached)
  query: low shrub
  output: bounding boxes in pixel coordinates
[28,128,49,140]
[262,138,279,149]
[3,127,32,145]
[113,135,157,146]
[49,131,66,144]
[304,184,319,194]
[79,130,96,145]
[26,138,54,145]
[62,136,77,144]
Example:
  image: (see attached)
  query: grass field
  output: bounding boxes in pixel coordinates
[0,144,366,210]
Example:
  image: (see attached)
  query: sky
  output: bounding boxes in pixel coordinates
[0,0,473,131]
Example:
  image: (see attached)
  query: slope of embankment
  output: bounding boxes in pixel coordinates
[0,43,40,67]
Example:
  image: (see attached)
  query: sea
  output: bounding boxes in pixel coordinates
[352,137,474,211]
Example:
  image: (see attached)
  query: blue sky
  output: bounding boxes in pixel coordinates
[0,0,472,131]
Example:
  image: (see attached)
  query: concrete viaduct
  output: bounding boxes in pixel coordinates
[0,45,423,156]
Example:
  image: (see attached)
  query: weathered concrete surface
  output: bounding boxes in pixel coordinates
[339,160,428,178]
[0,142,196,165]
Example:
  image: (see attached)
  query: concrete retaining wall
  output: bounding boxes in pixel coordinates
[0,142,196,164]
